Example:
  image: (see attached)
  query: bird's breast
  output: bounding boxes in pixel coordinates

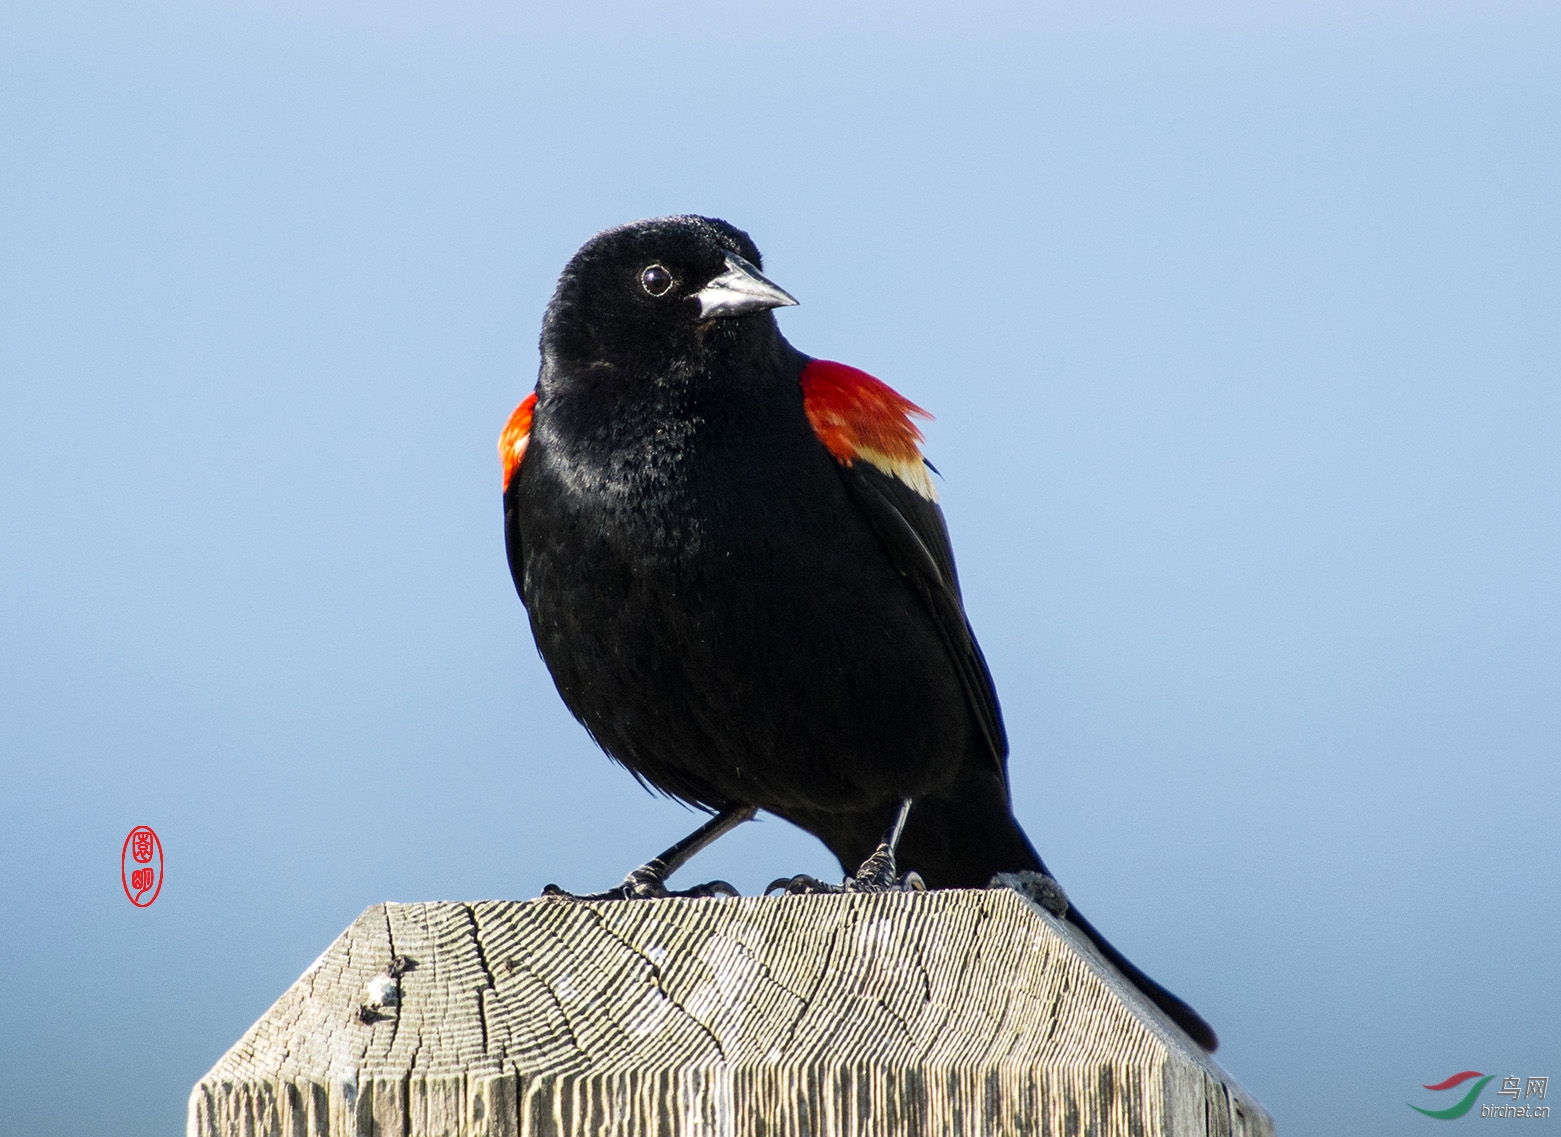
[512,394,970,814]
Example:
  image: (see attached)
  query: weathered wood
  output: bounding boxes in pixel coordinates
[189,889,1274,1136]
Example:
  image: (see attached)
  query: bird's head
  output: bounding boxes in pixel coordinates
[539,215,798,377]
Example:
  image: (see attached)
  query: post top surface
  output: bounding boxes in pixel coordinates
[191,889,1274,1137]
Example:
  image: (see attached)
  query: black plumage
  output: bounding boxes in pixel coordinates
[502,215,1217,1051]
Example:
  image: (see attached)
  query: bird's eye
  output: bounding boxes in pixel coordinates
[640,264,674,296]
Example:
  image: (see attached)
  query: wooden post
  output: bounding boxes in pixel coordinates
[188,888,1274,1136]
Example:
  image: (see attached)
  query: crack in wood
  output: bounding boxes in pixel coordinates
[188,894,1273,1137]
[530,967,588,1059]
[381,905,404,1056]
[572,903,729,1062]
[460,904,496,1056]
[913,902,990,1067]
[725,934,809,1005]
[774,901,854,1058]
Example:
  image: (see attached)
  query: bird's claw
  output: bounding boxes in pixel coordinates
[542,865,740,902]
[666,879,741,899]
[847,868,925,894]
[764,853,927,897]
[764,873,841,895]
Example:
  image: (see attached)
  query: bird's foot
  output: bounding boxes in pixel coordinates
[764,873,842,895]
[847,869,926,894]
[846,841,901,891]
[764,844,927,897]
[989,870,1069,917]
[542,864,740,902]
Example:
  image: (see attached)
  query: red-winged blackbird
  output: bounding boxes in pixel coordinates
[501,215,1217,1051]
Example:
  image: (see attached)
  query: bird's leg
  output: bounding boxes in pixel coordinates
[543,805,757,901]
[845,797,922,891]
[766,798,927,895]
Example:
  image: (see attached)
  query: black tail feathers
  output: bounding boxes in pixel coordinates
[1061,901,1219,1052]
[898,785,1220,1052]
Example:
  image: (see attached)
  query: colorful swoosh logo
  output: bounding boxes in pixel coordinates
[1409,1071,1494,1119]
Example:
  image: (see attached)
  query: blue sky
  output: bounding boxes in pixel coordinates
[1,2,1557,1133]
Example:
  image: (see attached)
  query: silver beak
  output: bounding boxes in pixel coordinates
[693,252,799,319]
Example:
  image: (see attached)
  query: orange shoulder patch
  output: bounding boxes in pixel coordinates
[800,360,936,500]
[499,392,537,491]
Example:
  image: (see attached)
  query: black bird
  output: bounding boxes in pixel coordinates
[501,215,1218,1051]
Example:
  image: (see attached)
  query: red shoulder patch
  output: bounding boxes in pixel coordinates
[800,360,936,500]
[499,392,537,491]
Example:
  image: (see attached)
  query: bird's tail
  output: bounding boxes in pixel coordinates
[898,774,1220,1052]
[1054,894,1219,1052]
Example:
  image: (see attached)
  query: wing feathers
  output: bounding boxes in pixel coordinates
[800,360,938,501]
[499,392,537,492]
[802,358,1009,776]
[841,465,1009,771]
[500,391,538,604]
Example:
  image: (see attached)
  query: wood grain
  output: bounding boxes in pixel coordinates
[189,889,1274,1136]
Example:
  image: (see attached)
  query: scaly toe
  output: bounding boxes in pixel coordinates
[541,866,668,901]
[541,883,637,901]
[843,872,925,894]
[665,879,741,899]
[764,874,845,896]
[542,868,740,902]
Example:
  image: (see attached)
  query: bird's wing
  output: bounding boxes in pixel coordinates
[800,360,1010,775]
[499,391,537,603]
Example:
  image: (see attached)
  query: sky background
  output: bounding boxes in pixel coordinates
[2,2,1558,1133]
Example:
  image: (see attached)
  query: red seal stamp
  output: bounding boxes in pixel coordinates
[121,825,163,907]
